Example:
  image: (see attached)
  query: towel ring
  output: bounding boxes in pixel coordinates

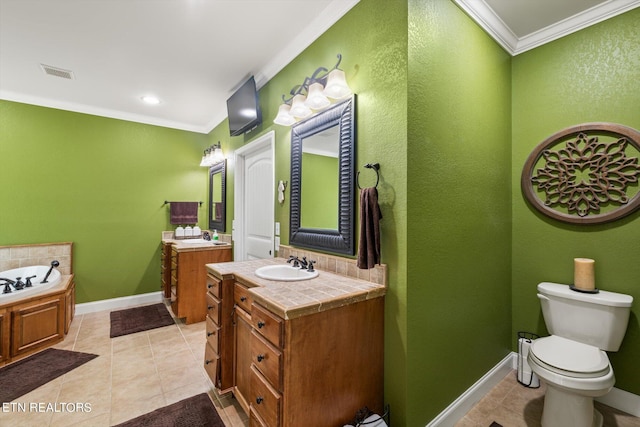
[357,163,380,189]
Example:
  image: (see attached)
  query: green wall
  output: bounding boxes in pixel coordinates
[512,8,640,395]
[0,101,210,303]
[407,0,512,424]
[1,1,638,425]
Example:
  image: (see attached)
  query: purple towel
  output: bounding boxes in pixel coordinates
[170,202,198,225]
[357,187,383,269]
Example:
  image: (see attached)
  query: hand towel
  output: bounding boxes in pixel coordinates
[170,202,198,225]
[357,187,383,269]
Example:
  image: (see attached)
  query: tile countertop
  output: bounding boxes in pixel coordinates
[206,258,386,320]
[162,238,232,252]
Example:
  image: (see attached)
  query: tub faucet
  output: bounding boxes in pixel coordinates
[0,278,14,294]
[13,277,25,291]
[25,275,36,288]
[41,260,60,283]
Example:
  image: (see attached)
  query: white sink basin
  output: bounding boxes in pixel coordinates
[255,265,319,281]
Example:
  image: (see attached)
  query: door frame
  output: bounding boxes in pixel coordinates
[233,130,275,261]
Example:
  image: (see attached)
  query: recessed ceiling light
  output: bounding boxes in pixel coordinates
[141,95,161,105]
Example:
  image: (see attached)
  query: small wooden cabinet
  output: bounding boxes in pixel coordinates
[170,245,231,324]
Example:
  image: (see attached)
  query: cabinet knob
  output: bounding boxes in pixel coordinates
[257,321,265,329]
[257,354,265,362]
[207,306,213,310]
[205,360,212,365]
[207,284,213,288]
[240,296,247,302]
[207,331,215,337]
[256,397,264,405]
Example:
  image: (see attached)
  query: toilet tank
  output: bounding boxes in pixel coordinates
[537,282,633,351]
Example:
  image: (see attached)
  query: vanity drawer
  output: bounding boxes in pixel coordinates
[205,316,220,353]
[251,330,282,391]
[206,274,221,299]
[251,365,281,427]
[234,282,253,313]
[204,342,220,388]
[252,304,284,348]
[206,293,221,325]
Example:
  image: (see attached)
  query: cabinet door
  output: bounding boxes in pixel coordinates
[234,306,252,414]
[11,297,64,358]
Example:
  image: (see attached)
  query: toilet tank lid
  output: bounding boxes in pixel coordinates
[538,282,633,307]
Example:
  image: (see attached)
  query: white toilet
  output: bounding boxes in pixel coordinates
[528,282,633,427]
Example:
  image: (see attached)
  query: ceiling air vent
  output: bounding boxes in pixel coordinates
[40,64,75,80]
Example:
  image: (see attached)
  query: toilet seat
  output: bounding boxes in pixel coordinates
[529,336,610,379]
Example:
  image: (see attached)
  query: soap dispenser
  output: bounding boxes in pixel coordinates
[175,226,185,238]
[213,230,219,241]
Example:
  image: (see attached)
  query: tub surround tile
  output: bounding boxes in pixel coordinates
[0,242,73,275]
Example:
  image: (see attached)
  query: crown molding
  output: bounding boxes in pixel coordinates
[0,89,210,134]
[204,0,360,133]
[453,0,640,56]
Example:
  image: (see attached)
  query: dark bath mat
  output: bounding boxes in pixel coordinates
[490,422,503,427]
[110,303,175,338]
[0,348,98,403]
[114,393,224,427]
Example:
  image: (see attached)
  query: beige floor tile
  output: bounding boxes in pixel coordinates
[111,373,163,403]
[109,392,166,426]
[158,363,209,393]
[0,406,55,427]
[153,347,198,372]
[111,332,150,353]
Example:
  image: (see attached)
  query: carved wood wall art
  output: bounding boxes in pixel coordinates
[521,123,640,224]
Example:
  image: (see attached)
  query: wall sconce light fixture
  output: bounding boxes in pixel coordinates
[199,142,225,167]
[273,54,352,126]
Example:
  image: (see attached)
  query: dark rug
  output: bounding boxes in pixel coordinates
[490,422,503,427]
[110,303,175,338]
[114,393,224,427]
[0,348,98,403]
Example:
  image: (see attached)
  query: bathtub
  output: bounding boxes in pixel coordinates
[0,265,61,300]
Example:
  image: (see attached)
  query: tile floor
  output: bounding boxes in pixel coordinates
[0,305,249,427]
[2,304,639,427]
[455,370,640,427]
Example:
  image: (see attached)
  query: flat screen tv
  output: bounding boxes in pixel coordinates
[226,76,262,137]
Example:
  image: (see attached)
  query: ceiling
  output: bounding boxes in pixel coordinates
[1,0,638,134]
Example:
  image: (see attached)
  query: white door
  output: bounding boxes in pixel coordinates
[234,131,275,261]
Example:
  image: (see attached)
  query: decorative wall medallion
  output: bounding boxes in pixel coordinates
[522,123,640,224]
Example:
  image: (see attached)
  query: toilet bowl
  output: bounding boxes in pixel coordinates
[528,335,615,427]
[530,282,633,427]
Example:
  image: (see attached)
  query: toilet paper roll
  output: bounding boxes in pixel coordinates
[518,338,540,388]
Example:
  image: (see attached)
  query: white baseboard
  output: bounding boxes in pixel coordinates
[74,291,163,315]
[427,352,640,425]
[596,384,640,418]
[427,353,514,426]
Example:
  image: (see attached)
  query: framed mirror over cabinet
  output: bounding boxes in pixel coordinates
[289,95,356,255]
[209,160,226,232]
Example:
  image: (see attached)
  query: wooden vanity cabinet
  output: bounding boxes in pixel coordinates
[11,294,65,358]
[249,297,385,427]
[171,246,232,324]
